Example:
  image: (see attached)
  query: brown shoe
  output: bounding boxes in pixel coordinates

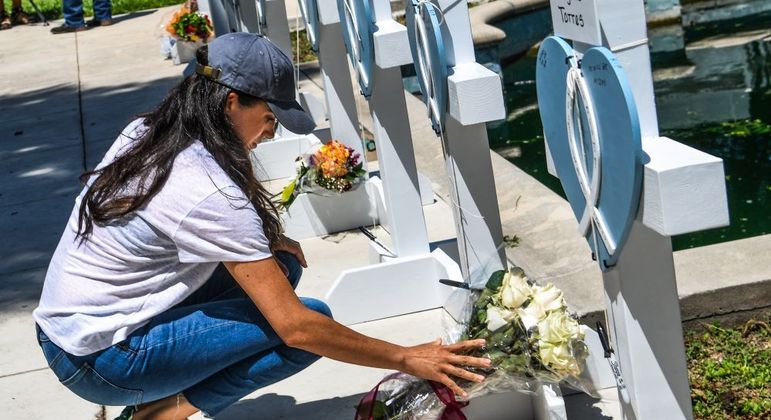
[50,23,87,34]
[0,12,10,30]
[86,18,112,28]
[11,7,31,25]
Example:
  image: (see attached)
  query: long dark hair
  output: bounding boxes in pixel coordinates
[77,46,283,246]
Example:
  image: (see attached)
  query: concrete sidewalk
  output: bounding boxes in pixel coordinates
[1,8,185,419]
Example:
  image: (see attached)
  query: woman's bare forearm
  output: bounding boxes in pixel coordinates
[286,307,408,371]
[226,258,407,370]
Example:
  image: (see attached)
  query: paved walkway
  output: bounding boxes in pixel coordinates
[1,8,187,419]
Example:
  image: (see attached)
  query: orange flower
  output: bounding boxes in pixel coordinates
[314,141,352,178]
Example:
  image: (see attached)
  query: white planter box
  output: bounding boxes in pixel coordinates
[251,134,322,181]
[459,385,566,420]
[172,40,205,65]
[281,180,379,239]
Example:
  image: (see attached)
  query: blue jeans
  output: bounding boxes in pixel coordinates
[63,0,111,27]
[35,252,331,417]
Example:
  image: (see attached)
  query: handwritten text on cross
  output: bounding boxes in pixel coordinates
[549,0,602,45]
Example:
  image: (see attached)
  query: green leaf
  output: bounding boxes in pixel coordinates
[485,270,506,291]
[280,180,297,209]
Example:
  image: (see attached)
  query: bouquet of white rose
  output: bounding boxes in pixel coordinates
[460,268,588,385]
[355,267,594,420]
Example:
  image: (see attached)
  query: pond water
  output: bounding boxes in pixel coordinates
[487,10,771,251]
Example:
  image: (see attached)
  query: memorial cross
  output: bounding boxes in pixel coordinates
[405,0,507,281]
[537,0,729,418]
[300,0,367,159]
[320,0,466,326]
[199,0,293,59]
[337,0,428,256]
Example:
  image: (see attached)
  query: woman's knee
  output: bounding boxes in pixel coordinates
[300,297,333,319]
[275,251,302,288]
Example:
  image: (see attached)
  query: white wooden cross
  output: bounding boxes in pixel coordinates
[538,0,730,418]
[405,0,507,282]
[321,0,464,325]
[303,0,366,158]
[198,0,293,58]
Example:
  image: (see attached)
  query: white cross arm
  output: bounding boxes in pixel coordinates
[373,20,413,69]
[641,136,729,236]
[317,0,340,25]
[448,63,506,125]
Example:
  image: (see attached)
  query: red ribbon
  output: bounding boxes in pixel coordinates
[355,374,469,420]
[355,373,402,420]
[428,381,469,420]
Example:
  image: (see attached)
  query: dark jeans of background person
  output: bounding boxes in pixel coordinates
[63,0,111,27]
[35,252,332,417]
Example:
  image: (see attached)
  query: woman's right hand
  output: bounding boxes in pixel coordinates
[399,338,491,397]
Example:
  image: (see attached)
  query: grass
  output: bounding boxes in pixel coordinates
[685,316,771,419]
[4,0,184,20]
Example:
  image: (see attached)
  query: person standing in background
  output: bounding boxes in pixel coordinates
[0,0,33,30]
[50,0,112,34]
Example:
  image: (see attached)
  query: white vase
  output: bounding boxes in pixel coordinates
[281,180,379,239]
[171,40,205,65]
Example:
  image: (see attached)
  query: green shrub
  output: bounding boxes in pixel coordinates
[5,0,185,21]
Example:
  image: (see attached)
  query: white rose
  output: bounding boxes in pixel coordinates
[499,270,532,309]
[531,283,565,314]
[517,301,547,330]
[538,310,582,344]
[539,341,576,373]
[486,306,516,332]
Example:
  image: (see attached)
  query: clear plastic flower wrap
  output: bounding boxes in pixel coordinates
[356,266,597,420]
[279,140,366,209]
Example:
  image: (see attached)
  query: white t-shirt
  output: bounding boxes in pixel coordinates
[33,119,273,356]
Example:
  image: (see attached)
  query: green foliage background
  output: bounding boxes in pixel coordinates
[686,316,771,419]
[2,0,184,20]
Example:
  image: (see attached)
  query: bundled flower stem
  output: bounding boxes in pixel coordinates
[356,267,594,419]
[280,141,366,210]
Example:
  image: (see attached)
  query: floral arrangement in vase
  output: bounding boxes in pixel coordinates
[166,0,213,43]
[280,141,367,210]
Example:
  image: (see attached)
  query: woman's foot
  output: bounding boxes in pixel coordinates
[11,7,31,25]
[0,13,11,30]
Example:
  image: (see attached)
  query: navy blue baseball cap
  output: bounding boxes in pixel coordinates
[197,33,316,135]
